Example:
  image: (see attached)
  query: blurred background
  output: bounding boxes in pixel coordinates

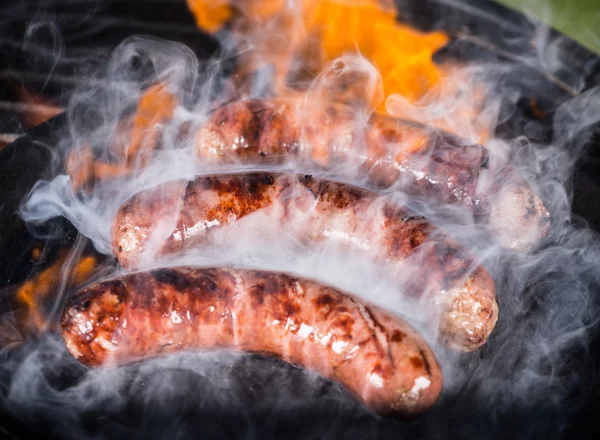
[498,0,599,54]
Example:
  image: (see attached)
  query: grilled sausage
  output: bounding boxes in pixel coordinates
[194,98,550,250]
[113,173,498,351]
[61,267,443,416]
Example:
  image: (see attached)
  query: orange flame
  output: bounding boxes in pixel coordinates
[128,83,178,164]
[186,0,449,110]
[18,85,176,333]
[16,252,97,331]
[66,83,178,191]
[64,1,491,194]
[9,1,500,343]
[183,0,496,148]
[186,0,233,33]
[15,86,64,128]
[306,0,448,106]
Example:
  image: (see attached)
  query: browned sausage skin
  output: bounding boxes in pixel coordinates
[61,267,443,416]
[194,98,550,250]
[113,173,498,351]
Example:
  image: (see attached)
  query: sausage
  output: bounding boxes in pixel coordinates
[194,98,550,250]
[60,267,443,416]
[113,173,498,351]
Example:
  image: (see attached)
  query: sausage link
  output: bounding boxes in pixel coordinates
[61,267,443,416]
[113,173,498,351]
[194,98,550,250]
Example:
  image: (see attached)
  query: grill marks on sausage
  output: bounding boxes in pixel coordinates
[245,100,265,150]
[382,206,433,255]
[195,174,277,226]
[201,173,275,200]
[315,180,365,209]
[363,304,395,367]
[382,204,475,289]
[247,272,301,321]
[206,99,299,160]
[197,99,492,212]
[60,280,129,367]
[152,269,195,291]
[61,268,444,415]
[418,348,433,376]
[391,330,404,343]
[333,313,355,338]
[313,293,335,309]
[116,172,478,305]
[409,229,427,248]
[409,356,424,369]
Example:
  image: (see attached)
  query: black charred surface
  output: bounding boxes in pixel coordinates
[247,272,301,320]
[151,269,195,292]
[246,99,269,149]
[418,348,432,377]
[64,280,127,314]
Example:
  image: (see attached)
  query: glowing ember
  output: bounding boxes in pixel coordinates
[15,86,64,128]
[186,0,232,33]
[16,253,97,331]
[127,83,178,165]
[66,83,177,191]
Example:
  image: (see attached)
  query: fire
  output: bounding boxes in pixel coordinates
[15,86,64,128]
[306,0,448,105]
[184,1,495,145]
[127,83,178,165]
[65,0,484,194]
[66,83,177,191]
[44,0,486,338]
[16,252,97,331]
[186,0,449,110]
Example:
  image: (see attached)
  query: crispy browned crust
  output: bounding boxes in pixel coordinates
[113,173,498,351]
[61,267,443,416]
[195,99,299,162]
[193,98,550,248]
[195,99,487,209]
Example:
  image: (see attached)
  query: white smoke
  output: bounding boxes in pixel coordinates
[1,1,599,439]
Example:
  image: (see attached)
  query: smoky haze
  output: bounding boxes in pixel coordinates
[1,0,600,439]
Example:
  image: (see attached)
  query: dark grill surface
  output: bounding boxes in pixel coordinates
[0,1,599,439]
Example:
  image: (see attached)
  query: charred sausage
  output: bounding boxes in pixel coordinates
[61,267,443,416]
[113,173,498,351]
[194,98,550,250]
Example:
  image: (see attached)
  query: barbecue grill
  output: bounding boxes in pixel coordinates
[0,1,599,439]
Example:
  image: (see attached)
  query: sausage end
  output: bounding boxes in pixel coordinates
[489,183,551,251]
[61,280,128,366]
[440,268,498,352]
